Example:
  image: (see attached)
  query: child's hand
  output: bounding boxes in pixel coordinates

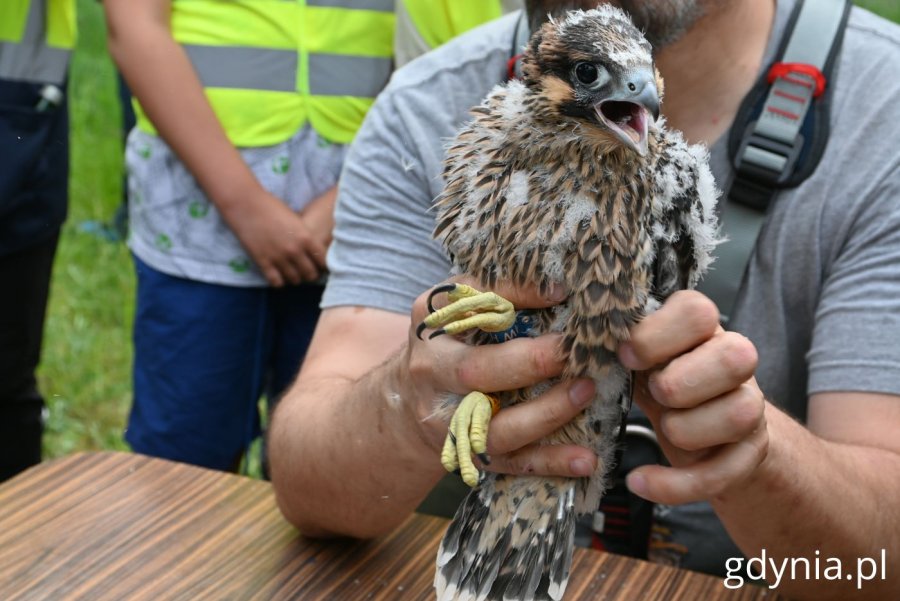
[228,187,327,287]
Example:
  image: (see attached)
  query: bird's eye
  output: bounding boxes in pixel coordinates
[574,62,600,86]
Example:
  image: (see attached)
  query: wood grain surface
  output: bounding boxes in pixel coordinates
[0,452,783,600]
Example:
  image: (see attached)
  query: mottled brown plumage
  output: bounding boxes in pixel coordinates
[430,7,719,601]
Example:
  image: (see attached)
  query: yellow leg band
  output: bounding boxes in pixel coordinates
[486,394,500,416]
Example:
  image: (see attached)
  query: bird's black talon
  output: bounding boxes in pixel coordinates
[428,328,447,340]
[448,430,457,445]
[477,452,491,466]
[415,322,428,340]
[427,283,457,313]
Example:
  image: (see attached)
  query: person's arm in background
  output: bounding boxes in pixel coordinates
[103,0,326,286]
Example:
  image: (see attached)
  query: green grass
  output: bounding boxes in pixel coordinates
[39,0,133,459]
[856,0,900,22]
[40,1,900,463]
[40,1,266,477]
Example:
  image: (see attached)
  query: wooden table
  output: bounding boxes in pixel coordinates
[0,452,781,600]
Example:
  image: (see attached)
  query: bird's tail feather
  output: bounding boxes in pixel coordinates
[435,474,576,601]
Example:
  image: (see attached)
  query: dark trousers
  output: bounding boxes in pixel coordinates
[127,256,323,471]
[0,233,59,482]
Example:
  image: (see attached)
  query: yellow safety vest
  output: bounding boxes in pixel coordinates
[399,0,504,50]
[135,0,395,148]
[0,0,76,85]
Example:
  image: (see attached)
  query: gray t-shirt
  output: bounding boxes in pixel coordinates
[324,2,900,576]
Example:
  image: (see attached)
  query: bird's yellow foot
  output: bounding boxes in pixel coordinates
[416,283,516,340]
[441,391,501,487]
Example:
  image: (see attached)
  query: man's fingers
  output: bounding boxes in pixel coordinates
[648,331,758,409]
[486,379,595,455]
[626,427,769,505]
[631,372,661,421]
[619,290,719,370]
[467,277,568,310]
[629,380,707,466]
[659,383,765,451]
[487,443,598,479]
[451,335,566,394]
[407,332,565,398]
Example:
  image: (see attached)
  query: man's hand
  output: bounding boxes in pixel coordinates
[617,290,768,504]
[405,276,600,480]
[270,276,600,539]
[225,187,328,287]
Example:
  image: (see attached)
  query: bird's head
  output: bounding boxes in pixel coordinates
[521,6,662,157]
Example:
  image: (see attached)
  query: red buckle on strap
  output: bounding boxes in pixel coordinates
[507,54,522,81]
[767,62,826,98]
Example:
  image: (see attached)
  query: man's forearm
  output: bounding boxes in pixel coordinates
[269,350,446,539]
[713,403,900,599]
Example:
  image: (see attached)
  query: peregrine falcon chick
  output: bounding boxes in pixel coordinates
[418,7,720,600]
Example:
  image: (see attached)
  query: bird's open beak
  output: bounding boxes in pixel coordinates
[593,68,660,157]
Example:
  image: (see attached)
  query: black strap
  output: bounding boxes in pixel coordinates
[507,12,529,81]
[594,411,662,558]
[702,0,851,324]
[729,0,851,206]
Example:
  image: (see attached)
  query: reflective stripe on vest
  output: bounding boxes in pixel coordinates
[181,46,392,98]
[400,0,503,50]
[135,0,395,147]
[308,0,393,10]
[0,0,76,85]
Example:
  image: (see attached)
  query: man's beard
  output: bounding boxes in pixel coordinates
[525,1,711,49]
[613,0,707,48]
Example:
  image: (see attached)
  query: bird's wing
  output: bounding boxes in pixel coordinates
[648,131,721,300]
[433,86,518,287]
[433,80,578,295]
